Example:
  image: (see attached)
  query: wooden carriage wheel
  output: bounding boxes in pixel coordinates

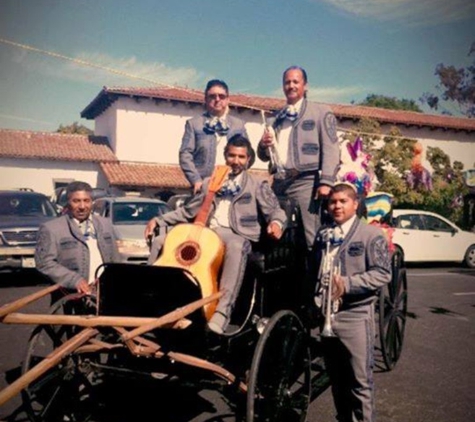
[22,295,100,422]
[377,247,408,371]
[246,310,311,422]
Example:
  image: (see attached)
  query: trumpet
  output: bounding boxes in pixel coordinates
[319,229,341,338]
[260,111,286,180]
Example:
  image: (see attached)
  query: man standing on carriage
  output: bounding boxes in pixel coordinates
[145,135,287,334]
[257,65,340,251]
[179,79,249,195]
[313,182,392,422]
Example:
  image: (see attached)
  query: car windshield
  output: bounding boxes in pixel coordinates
[112,202,168,224]
[0,194,58,217]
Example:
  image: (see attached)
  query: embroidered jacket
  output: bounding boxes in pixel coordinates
[35,214,121,289]
[313,218,392,309]
[155,171,287,242]
[179,113,248,186]
[257,99,340,186]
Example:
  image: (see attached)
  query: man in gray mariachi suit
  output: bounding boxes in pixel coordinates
[35,181,121,296]
[313,182,391,422]
[146,135,287,334]
[257,65,340,251]
[179,79,249,194]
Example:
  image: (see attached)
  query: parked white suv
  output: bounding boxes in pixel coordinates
[392,209,475,268]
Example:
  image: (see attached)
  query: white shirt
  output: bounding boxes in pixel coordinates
[275,98,304,169]
[209,173,243,229]
[339,215,357,239]
[328,215,356,257]
[215,133,227,165]
[74,217,103,283]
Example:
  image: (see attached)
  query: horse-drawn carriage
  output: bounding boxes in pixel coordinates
[0,199,407,422]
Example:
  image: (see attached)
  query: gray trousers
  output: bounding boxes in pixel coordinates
[273,174,320,250]
[147,226,251,326]
[322,303,376,422]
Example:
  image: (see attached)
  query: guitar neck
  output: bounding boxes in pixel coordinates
[194,191,215,226]
[194,165,230,226]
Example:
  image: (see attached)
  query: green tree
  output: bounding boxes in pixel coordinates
[342,118,468,225]
[421,41,475,118]
[358,94,422,112]
[57,122,93,135]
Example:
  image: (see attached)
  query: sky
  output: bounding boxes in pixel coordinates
[0,0,474,132]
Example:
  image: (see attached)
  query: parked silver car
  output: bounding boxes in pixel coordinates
[92,196,171,264]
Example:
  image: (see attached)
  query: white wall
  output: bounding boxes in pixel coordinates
[0,158,103,197]
[95,105,118,151]
[95,97,270,169]
[114,98,196,163]
[107,97,474,172]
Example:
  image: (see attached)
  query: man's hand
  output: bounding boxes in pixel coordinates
[331,275,346,301]
[316,185,331,200]
[76,278,93,295]
[259,127,275,149]
[193,181,203,195]
[144,218,158,240]
[267,221,283,240]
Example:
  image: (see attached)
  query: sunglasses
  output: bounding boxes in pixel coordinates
[207,93,228,101]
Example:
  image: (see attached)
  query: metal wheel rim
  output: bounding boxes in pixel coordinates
[21,296,97,422]
[379,267,408,370]
[246,310,311,422]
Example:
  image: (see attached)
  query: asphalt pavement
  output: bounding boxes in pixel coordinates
[1,265,474,421]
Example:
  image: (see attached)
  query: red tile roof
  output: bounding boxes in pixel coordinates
[0,128,269,189]
[100,162,189,189]
[81,85,475,133]
[330,104,475,132]
[0,129,117,162]
[100,161,270,189]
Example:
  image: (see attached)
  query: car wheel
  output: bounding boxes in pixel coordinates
[464,245,475,268]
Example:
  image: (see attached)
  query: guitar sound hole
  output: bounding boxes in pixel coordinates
[176,242,201,265]
[181,245,197,261]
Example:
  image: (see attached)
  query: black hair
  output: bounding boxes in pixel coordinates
[224,134,256,168]
[282,66,308,84]
[66,181,92,199]
[204,79,229,96]
[329,182,358,201]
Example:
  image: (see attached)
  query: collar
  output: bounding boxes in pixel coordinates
[229,172,243,185]
[338,215,357,237]
[287,97,304,114]
[204,106,229,120]
[73,216,92,226]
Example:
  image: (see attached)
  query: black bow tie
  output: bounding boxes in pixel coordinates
[330,227,344,246]
[204,118,229,135]
[277,105,298,122]
[79,220,96,239]
[217,178,241,197]
[322,226,344,246]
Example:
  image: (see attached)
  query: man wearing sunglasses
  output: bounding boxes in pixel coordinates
[179,79,249,194]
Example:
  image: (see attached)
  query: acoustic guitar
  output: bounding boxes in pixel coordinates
[153,165,231,320]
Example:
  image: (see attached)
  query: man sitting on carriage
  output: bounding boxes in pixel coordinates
[144,135,287,334]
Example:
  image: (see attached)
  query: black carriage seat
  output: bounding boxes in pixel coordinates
[248,197,305,274]
[97,263,207,327]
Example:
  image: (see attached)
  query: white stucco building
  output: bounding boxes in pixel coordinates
[0,85,474,199]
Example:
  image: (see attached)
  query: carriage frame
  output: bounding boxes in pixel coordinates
[0,200,408,422]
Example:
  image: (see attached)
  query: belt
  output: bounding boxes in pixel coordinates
[283,169,316,179]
